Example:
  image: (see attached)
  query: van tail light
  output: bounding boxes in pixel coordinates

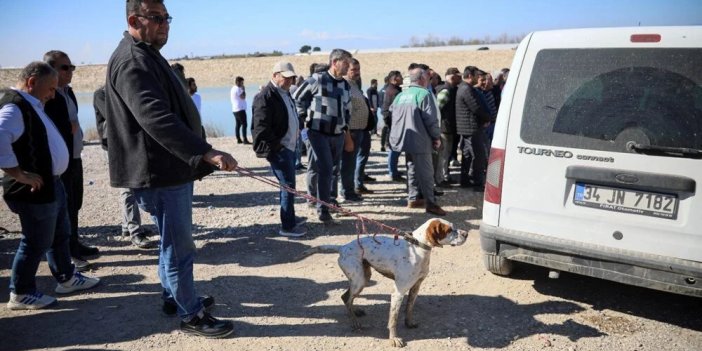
[485,147,505,204]
[631,34,661,43]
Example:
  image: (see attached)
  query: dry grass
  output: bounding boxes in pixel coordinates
[203,122,225,138]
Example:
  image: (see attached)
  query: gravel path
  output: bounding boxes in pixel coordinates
[1,137,700,351]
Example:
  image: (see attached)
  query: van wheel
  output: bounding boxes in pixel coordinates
[483,253,513,276]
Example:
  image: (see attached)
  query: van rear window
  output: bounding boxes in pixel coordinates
[521,49,702,153]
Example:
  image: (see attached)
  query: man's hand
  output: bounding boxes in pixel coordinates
[1,167,43,192]
[432,139,441,151]
[344,132,355,152]
[203,149,238,171]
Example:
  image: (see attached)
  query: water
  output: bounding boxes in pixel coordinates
[75,84,261,138]
[75,83,378,138]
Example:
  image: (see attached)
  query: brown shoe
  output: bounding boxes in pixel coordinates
[407,199,425,208]
[425,204,447,216]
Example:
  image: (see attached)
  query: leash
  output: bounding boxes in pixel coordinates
[234,166,430,251]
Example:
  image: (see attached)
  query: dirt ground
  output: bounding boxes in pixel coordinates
[1,138,700,351]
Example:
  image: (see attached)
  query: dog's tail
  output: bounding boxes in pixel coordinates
[295,245,341,261]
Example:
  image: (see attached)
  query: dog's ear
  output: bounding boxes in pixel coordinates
[426,219,451,247]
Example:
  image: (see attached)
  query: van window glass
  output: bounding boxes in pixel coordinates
[521,49,702,152]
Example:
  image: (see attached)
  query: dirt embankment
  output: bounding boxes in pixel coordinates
[0,50,515,93]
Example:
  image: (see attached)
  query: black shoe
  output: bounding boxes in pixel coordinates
[342,194,363,203]
[436,180,452,188]
[391,175,406,182]
[77,243,100,258]
[242,140,251,145]
[164,295,215,316]
[180,312,234,338]
[236,139,242,144]
[474,185,485,192]
[380,147,386,152]
[355,186,374,194]
[434,189,445,196]
[295,164,306,170]
[131,233,156,249]
[362,175,377,182]
[319,212,333,223]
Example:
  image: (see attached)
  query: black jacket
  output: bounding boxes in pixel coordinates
[381,84,401,127]
[104,32,212,189]
[1,90,56,203]
[437,83,458,134]
[455,82,490,136]
[252,82,292,158]
[44,87,77,165]
[93,85,108,150]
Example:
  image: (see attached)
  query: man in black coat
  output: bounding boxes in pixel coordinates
[455,66,491,191]
[104,0,236,338]
[252,61,307,237]
[43,50,98,271]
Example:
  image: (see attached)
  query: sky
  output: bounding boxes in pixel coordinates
[0,0,700,68]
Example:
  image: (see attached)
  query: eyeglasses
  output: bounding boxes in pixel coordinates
[135,14,172,25]
[59,64,76,72]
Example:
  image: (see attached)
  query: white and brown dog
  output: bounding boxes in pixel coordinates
[298,218,468,347]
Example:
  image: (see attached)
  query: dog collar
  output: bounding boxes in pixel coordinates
[400,232,434,251]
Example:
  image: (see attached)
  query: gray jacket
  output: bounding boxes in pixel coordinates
[389,84,441,154]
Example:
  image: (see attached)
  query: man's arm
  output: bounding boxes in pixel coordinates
[420,94,441,141]
[0,104,42,190]
[292,76,317,119]
[251,91,280,151]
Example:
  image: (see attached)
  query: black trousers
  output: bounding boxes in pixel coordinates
[233,111,248,141]
[60,158,84,255]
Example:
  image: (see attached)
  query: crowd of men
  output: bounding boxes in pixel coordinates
[0,0,508,340]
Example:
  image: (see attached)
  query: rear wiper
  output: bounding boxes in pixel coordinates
[630,143,702,159]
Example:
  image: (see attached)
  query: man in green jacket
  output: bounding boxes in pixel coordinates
[389,67,446,216]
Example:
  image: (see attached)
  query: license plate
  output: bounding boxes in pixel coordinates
[574,183,678,219]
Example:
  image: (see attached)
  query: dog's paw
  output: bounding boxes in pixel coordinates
[353,308,366,317]
[404,320,419,329]
[389,337,406,348]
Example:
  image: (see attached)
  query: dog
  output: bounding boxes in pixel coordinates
[297,218,468,347]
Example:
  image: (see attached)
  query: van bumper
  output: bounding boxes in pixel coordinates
[479,223,702,297]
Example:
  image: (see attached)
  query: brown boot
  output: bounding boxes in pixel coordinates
[425,204,447,216]
[407,199,425,208]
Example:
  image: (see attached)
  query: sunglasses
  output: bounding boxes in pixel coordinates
[135,14,173,25]
[59,64,76,72]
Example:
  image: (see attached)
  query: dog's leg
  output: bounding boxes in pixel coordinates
[387,291,405,347]
[404,278,424,328]
[340,261,367,331]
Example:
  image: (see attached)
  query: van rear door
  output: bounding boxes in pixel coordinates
[499,27,702,262]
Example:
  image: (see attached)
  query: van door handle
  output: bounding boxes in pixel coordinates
[566,166,696,193]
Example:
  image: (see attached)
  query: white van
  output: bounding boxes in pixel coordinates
[480,26,702,297]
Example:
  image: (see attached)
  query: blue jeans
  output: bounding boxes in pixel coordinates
[388,149,401,178]
[295,137,303,168]
[7,178,74,294]
[356,131,371,188]
[132,182,202,320]
[340,130,365,197]
[267,147,297,230]
[307,129,344,214]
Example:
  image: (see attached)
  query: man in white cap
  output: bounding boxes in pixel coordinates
[252,61,307,237]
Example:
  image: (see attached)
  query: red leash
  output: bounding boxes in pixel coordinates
[234,166,409,247]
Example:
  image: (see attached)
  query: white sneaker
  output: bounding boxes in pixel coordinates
[279,225,307,237]
[7,292,57,310]
[55,272,100,294]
